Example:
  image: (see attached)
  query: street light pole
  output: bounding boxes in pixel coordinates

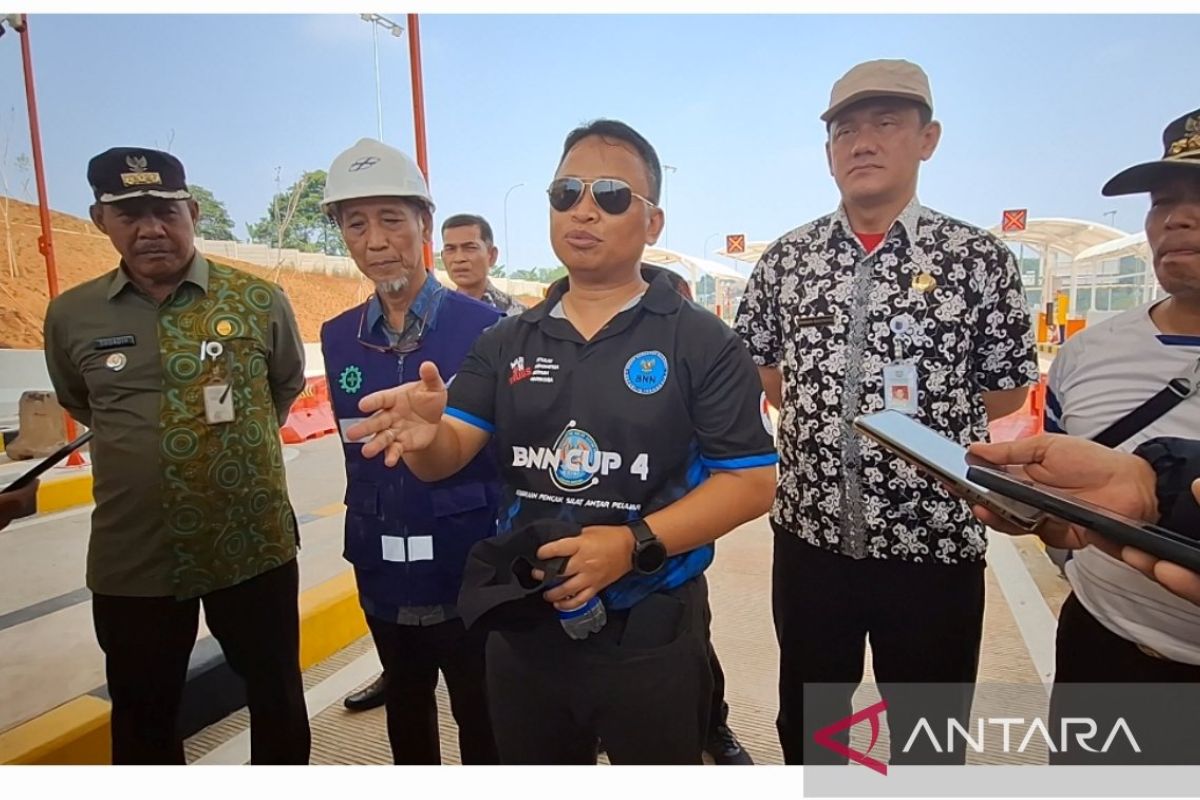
[360,13,404,143]
[1103,210,1117,229]
[703,232,720,257]
[504,183,524,271]
[371,21,382,139]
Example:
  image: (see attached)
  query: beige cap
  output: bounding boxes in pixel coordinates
[821,59,933,123]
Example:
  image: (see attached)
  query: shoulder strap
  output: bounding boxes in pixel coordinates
[1091,356,1200,448]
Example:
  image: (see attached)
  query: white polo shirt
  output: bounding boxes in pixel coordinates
[1045,300,1200,665]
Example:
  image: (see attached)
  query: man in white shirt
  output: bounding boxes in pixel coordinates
[1041,107,1200,764]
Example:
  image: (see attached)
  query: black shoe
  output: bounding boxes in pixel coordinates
[705,724,753,765]
[343,674,387,711]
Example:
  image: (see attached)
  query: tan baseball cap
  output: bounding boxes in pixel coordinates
[821,59,933,123]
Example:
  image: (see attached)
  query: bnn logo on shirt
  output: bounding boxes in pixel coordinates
[813,699,1141,775]
[511,420,649,492]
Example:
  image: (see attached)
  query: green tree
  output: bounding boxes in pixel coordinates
[189,184,236,241]
[508,266,566,283]
[248,170,346,256]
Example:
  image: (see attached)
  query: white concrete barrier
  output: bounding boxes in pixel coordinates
[0,350,53,428]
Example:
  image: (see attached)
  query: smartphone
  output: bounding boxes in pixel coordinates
[0,430,93,494]
[967,464,1200,573]
[852,410,1045,531]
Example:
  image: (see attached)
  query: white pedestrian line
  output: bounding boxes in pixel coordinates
[986,529,1058,692]
[194,649,381,765]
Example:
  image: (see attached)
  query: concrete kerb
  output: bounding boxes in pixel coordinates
[0,567,366,765]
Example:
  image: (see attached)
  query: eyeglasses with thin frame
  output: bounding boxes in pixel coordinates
[547,177,656,216]
[356,300,429,355]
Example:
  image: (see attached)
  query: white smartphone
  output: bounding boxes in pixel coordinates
[852,410,1046,532]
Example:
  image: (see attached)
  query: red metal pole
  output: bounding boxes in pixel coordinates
[406,13,434,270]
[18,15,83,467]
[17,16,58,299]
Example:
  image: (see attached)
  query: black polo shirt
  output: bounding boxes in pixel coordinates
[446,268,777,610]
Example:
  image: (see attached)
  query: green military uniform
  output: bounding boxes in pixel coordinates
[44,252,306,599]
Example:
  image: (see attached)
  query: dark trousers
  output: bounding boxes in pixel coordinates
[485,576,713,765]
[1050,592,1200,765]
[365,615,498,764]
[91,560,310,765]
[772,529,984,766]
[708,641,730,734]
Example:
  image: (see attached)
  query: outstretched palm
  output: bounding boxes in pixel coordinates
[346,361,447,465]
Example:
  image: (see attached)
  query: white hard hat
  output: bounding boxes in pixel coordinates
[321,137,435,215]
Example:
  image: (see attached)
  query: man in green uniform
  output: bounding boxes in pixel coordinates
[43,147,310,765]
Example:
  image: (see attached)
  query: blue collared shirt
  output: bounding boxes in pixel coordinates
[364,271,446,349]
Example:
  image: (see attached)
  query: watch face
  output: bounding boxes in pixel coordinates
[636,542,668,574]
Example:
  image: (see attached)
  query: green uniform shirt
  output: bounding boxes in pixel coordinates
[44,253,306,599]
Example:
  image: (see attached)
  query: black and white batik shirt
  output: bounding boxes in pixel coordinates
[734,197,1038,564]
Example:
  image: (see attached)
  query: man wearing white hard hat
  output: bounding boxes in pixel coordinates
[319,138,501,764]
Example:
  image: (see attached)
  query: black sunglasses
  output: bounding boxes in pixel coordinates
[547,177,656,216]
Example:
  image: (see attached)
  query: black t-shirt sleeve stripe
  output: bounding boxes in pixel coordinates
[446,327,500,430]
[693,328,777,466]
[701,453,778,470]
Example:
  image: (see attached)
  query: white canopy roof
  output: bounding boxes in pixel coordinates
[642,246,748,284]
[716,218,1132,266]
[1073,231,1150,263]
[986,217,1126,258]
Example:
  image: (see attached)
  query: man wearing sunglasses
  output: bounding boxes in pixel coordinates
[345,119,777,764]
[735,59,1039,764]
[318,138,501,765]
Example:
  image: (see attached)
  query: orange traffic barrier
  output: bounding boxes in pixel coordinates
[1028,373,1048,426]
[986,373,1047,444]
[280,377,337,444]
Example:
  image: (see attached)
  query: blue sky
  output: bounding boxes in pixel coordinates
[0,13,1195,272]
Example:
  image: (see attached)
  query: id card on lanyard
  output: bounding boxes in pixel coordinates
[882,362,919,415]
[200,340,236,424]
[880,263,939,417]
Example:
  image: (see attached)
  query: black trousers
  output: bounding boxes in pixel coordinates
[365,615,498,764]
[1050,592,1200,765]
[772,529,985,766]
[91,560,310,765]
[485,576,713,765]
[708,641,730,734]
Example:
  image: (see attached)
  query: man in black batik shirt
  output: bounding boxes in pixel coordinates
[735,60,1038,765]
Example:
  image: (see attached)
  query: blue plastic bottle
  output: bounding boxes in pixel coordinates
[558,596,607,640]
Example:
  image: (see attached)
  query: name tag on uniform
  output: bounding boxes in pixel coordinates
[338,417,375,444]
[796,315,835,328]
[203,384,235,424]
[882,363,919,415]
[93,334,136,351]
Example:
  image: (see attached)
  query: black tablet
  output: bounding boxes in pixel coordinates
[967,463,1200,573]
[0,430,93,494]
[852,410,1045,531]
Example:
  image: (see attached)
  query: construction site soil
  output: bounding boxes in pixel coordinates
[0,197,542,348]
